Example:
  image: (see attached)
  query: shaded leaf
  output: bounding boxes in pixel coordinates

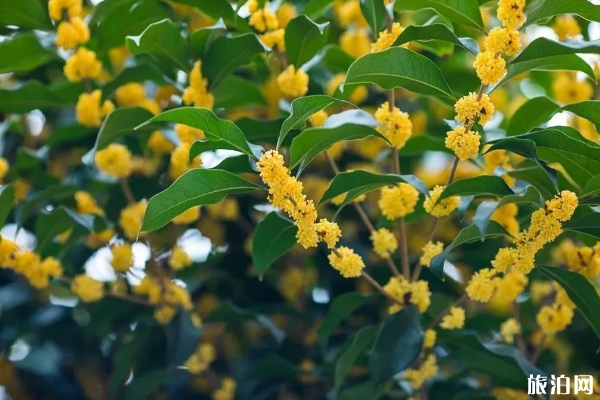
[102,65,172,98]
[360,0,388,34]
[213,75,266,109]
[285,15,330,67]
[123,370,166,400]
[0,81,64,114]
[210,155,258,174]
[206,302,285,343]
[394,0,484,30]
[525,0,600,27]
[35,206,99,254]
[563,210,600,239]
[170,0,250,31]
[189,19,227,56]
[334,326,378,392]
[0,0,52,30]
[507,97,561,136]
[304,0,336,19]
[394,23,479,54]
[322,45,356,73]
[0,34,57,74]
[439,176,514,201]
[252,212,298,279]
[95,107,156,151]
[0,185,15,228]
[165,310,201,366]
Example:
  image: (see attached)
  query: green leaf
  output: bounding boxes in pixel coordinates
[320,170,429,205]
[562,101,600,131]
[252,212,298,279]
[334,326,378,393]
[138,107,258,159]
[322,45,356,73]
[507,166,560,200]
[165,310,201,366]
[563,211,600,239]
[430,221,508,279]
[35,206,98,254]
[439,176,514,201]
[210,155,258,174]
[0,34,56,74]
[250,354,299,380]
[238,117,284,146]
[285,15,330,67]
[402,135,452,154]
[0,0,52,30]
[443,332,544,389]
[369,306,423,386]
[123,370,166,400]
[213,75,267,109]
[582,174,600,200]
[507,97,561,136]
[289,122,388,173]
[394,23,479,54]
[360,0,388,35]
[525,0,600,27]
[0,81,64,114]
[203,33,265,89]
[170,0,250,31]
[502,37,598,84]
[189,19,227,56]
[126,19,190,73]
[95,107,156,151]
[538,265,600,340]
[278,95,354,148]
[473,185,542,236]
[141,169,262,232]
[317,293,374,353]
[344,47,455,100]
[394,0,484,30]
[206,302,285,343]
[303,0,336,19]
[0,185,15,228]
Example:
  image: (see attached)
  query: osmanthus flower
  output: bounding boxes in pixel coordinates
[497,0,526,31]
[326,73,368,104]
[423,329,436,349]
[445,126,480,161]
[154,282,193,324]
[340,29,371,58]
[168,245,192,270]
[371,22,404,53]
[64,47,103,83]
[276,2,297,28]
[440,306,465,330]
[333,0,369,29]
[207,198,240,221]
[537,302,574,335]
[175,124,206,144]
[259,29,285,50]
[132,276,162,305]
[553,15,581,41]
[315,219,342,248]
[374,102,413,149]
[370,228,398,259]
[500,318,521,344]
[383,276,431,313]
[110,243,133,273]
[170,142,202,180]
[553,240,600,279]
[403,354,438,389]
[308,110,327,128]
[423,185,460,217]
[212,377,237,400]
[473,51,507,85]
[378,184,419,219]
[466,268,499,302]
[487,271,528,312]
[184,343,216,374]
[119,201,147,241]
[75,191,104,216]
[419,241,444,267]
[0,157,8,183]
[76,90,114,127]
[277,65,309,98]
[552,72,594,104]
[3,245,63,289]
[148,131,175,154]
[182,61,214,109]
[491,203,519,237]
[48,0,82,21]
[454,92,495,126]
[484,27,521,56]
[247,0,279,32]
[94,143,133,179]
[71,274,104,302]
[55,17,89,50]
[328,247,365,278]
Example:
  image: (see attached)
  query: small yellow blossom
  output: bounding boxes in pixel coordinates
[410,280,432,313]
[115,83,146,107]
[185,343,216,374]
[371,22,403,53]
[276,3,296,28]
[484,27,520,56]
[340,29,371,58]
[169,245,192,270]
[500,318,521,344]
[212,377,237,400]
[277,65,309,98]
[13,179,31,202]
[148,131,175,154]
[423,329,436,349]
[95,143,133,179]
[48,0,82,21]
[110,243,133,273]
[384,277,431,313]
[170,142,202,180]
[473,51,506,85]
[249,6,279,32]
[552,72,593,104]
[71,274,104,302]
[175,124,206,144]
[419,241,443,267]
[445,126,480,160]
[370,228,398,259]
[497,0,526,30]
[315,219,342,248]
[75,191,104,215]
[374,102,412,149]
[64,47,103,83]
[553,15,581,41]
[119,201,147,240]
[86,228,115,249]
[182,61,214,109]
[403,354,438,389]
[259,28,285,50]
[378,184,419,219]
[55,17,89,50]
[328,247,365,278]
[491,203,519,237]
[466,268,499,302]
[423,185,460,217]
[440,306,465,330]
[76,90,114,127]
[454,92,495,126]
[308,110,327,127]
[537,303,574,335]
[334,0,369,29]
[206,198,239,221]
[326,73,368,104]
[0,157,8,182]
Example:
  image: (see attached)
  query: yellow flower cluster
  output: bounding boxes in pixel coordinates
[371,22,403,53]
[182,61,214,109]
[403,355,438,389]
[175,124,206,144]
[170,142,202,180]
[487,271,528,312]
[115,83,161,114]
[445,126,480,161]
[497,0,526,31]
[279,267,316,304]
[483,146,514,186]
[491,203,519,237]
[484,27,521,56]
[168,245,192,270]
[419,241,444,267]
[75,191,104,215]
[148,131,175,154]
[326,73,368,104]
[370,228,398,259]
[0,237,63,289]
[328,247,365,278]
[378,184,419,219]
[184,343,216,373]
[423,329,436,349]
[492,191,578,275]
[247,0,284,50]
[133,278,192,324]
[374,102,413,149]
[212,377,237,400]
[440,306,465,329]
[423,185,460,217]
[48,0,82,21]
[553,15,581,41]
[552,72,593,104]
[308,110,327,127]
[383,276,431,313]
[340,29,371,58]
[56,17,89,50]
[94,143,133,179]
[537,303,574,335]
[466,268,499,302]
[0,158,9,183]
[76,90,114,127]
[110,243,133,273]
[473,51,506,86]
[500,318,521,344]
[64,47,103,83]
[71,274,104,302]
[257,150,341,249]
[553,240,600,279]
[277,65,309,98]
[207,198,239,221]
[454,92,495,126]
[119,201,147,240]
[334,0,368,29]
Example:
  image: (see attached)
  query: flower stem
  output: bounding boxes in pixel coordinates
[392,145,410,280]
[119,179,136,205]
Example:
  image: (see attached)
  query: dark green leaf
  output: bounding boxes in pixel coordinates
[525,0,600,26]
[250,354,299,380]
[141,169,262,232]
[539,265,600,340]
[213,75,267,109]
[0,185,15,228]
[189,140,243,160]
[562,101,600,131]
[334,326,378,392]
[0,0,52,30]
[0,34,57,74]
[507,166,561,200]
[285,15,330,67]
[95,107,156,151]
[439,176,514,201]
[582,174,600,200]
[252,212,298,279]
[360,0,388,35]
[317,293,374,353]
[507,97,561,136]
[238,117,284,146]
[189,19,227,56]
[394,23,479,54]
[123,370,166,400]
[206,302,285,343]
[0,81,64,114]
[170,0,250,31]
[402,135,452,154]
[210,155,258,174]
[35,206,98,254]
[369,306,423,386]
[344,47,455,100]
[563,211,600,238]
[394,0,484,30]
[304,0,336,19]
[126,19,190,72]
[165,310,201,366]
[322,45,356,73]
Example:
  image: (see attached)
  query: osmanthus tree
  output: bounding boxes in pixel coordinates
[2,0,600,398]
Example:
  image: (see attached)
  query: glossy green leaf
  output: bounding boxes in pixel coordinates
[35,206,98,254]
[394,23,479,54]
[317,293,374,353]
[189,19,227,56]
[303,0,336,19]
[369,306,423,385]
[278,95,353,149]
[203,33,265,89]
[360,0,388,35]
[507,97,561,136]
[206,302,285,343]
[213,75,266,109]
[95,107,155,151]
[210,155,258,174]
[334,326,378,392]
[126,19,190,72]
[394,0,484,30]
[582,174,600,200]
[539,265,600,340]
[141,169,262,232]
[507,166,560,200]
[165,310,201,365]
[562,101,600,131]
[402,135,451,154]
[430,221,508,279]
[0,0,52,30]
[252,212,298,279]
[320,170,429,205]
[344,47,455,100]
[123,370,166,400]
[525,0,600,27]
[285,15,330,67]
[0,34,57,74]
[0,185,15,228]
[563,211,600,239]
[439,176,514,201]
[0,81,64,114]
[170,0,250,31]
[237,117,284,146]
[138,107,258,158]
[322,45,356,73]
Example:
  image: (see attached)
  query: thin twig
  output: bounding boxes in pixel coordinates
[119,179,136,205]
[446,156,459,185]
[426,294,467,330]
[361,270,403,306]
[514,302,527,355]
[392,145,410,279]
[530,335,547,364]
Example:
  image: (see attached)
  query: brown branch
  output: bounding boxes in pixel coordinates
[119,179,136,205]
[361,270,403,306]
[446,156,459,185]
